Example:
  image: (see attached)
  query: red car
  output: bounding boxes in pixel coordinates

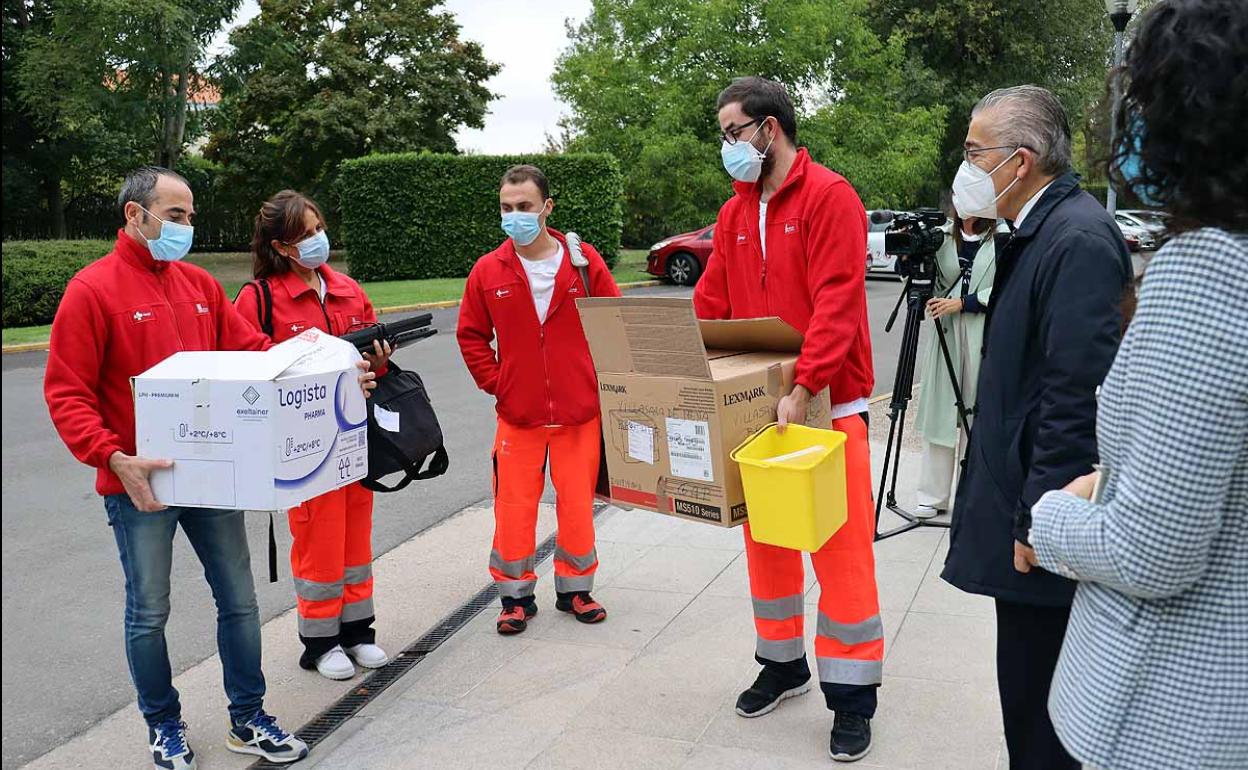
[645,225,714,286]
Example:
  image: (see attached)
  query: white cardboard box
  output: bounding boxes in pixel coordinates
[135,328,369,510]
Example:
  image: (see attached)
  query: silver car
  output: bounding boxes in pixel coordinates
[865,212,896,277]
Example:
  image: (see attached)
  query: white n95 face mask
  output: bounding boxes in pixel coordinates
[952,148,1021,220]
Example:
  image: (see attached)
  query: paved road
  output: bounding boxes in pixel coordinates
[1,279,916,768]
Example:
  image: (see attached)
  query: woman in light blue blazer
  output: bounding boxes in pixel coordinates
[1021,2,1248,768]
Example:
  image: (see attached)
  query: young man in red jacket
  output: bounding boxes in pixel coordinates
[457,164,621,634]
[695,78,881,762]
[43,167,332,768]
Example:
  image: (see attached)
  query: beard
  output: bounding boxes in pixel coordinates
[760,151,776,180]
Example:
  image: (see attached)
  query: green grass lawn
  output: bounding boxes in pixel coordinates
[4,248,659,348]
[2,324,53,346]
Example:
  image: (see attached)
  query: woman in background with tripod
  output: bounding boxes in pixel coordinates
[913,214,998,519]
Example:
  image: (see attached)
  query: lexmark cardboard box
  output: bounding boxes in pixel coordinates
[134,328,369,510]
[577,297,830,527]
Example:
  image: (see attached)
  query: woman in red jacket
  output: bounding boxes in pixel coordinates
[235,190,392,680]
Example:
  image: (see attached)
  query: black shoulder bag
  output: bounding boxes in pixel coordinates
[360,361,449,492]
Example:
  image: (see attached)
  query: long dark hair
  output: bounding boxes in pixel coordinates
[251,191,326,280]
[1108,0,1248,234]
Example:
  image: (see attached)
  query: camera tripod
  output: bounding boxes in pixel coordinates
[873,271,973,541]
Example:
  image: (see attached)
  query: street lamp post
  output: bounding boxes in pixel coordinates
[1104,0,1138,217]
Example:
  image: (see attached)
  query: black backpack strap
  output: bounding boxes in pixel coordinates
[258,279,274,337]
[360,446,449,493]
[577,265,592,298]
[267,512,279,583]
[240,280,275,337]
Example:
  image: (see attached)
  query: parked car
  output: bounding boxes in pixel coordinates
[646,225,714,285]
[1118,209,1171,245]
[1115,213,1157,252]
[865,212,896,277]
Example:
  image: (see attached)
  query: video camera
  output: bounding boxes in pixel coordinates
[870,209,948,281]
[341,313,437,355]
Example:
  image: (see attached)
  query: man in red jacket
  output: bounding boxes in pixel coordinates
[695,78,881,763]
[44,167,317,768]
[457,164,621,634]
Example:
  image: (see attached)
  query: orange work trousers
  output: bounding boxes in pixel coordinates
[745,414,883,705]
[490,418,601,601]
[288,481,375,659]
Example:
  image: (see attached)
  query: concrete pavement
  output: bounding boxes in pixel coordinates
[25,398,1010,770]
[2,280,921,767]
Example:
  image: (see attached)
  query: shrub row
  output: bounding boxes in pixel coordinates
[339,153,623,281]
[2,240,114,326]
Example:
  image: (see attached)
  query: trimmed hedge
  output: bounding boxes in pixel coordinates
[2,240,113,326]
[338,153,623,281]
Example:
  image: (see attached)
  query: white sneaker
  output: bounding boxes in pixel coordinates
[314,646,356,680]
[344,643,390,669]
[913,505,944,520]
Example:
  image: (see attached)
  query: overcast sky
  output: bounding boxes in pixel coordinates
[209,0,592,154]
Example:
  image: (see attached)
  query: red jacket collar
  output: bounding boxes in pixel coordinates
[271,264,355,301]
[495,228,574,276]
[114,229,166,273]
[494,227,578,312]
[732,147,812,205]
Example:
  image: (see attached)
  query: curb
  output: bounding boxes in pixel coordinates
[1,280,670,355]
[2,342,51,354]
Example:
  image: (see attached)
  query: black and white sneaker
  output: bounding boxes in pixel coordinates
[149,719,196,770]
[226,711,309,763]
[829,712,872,762]
[734,661,812,718]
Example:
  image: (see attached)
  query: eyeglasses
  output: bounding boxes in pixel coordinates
[721,118,764,145]
[963,145,1027,163]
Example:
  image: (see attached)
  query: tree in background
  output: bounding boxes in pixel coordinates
[6,0,239,237]
[868,0,1127,189]
[552,0,946,247]
[207,0,499,217]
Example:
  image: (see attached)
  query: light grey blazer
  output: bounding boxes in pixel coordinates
[1031,228,1248,770]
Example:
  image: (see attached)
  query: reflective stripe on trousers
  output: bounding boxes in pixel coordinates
[745,414,883,686]
[490,418,601,599]
[288,482,375,638]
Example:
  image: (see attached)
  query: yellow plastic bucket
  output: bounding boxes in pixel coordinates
[731,423,848,552]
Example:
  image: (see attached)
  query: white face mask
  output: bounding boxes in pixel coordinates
[951,148,1021,220]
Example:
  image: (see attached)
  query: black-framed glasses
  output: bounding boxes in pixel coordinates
[721,118,764,145]
[963,145,1023,163]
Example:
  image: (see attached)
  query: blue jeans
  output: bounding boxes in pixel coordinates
[104,495,265,727]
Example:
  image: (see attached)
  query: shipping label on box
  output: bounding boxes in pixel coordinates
[579,297,830,528]
[134,328,369,511]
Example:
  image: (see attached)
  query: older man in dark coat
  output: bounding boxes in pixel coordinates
[940,85,1133,770]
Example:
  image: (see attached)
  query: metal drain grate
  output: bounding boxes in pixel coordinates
[250,503,607,768]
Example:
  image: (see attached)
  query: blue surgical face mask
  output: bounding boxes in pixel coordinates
[292,229,330,269]
[501,205,545,247]
[721,120,774,183]
[1117,115,1163,207]
[136,205,194,262]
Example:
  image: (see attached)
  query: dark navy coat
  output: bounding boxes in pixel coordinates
[942,173,1133,607]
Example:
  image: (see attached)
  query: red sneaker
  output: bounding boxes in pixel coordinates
[556,592,607,624]
[496,602,537,635]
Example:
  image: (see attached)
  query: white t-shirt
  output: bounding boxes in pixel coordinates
[317,274,327,300]
[519,244,564,324]
[759,201,769,259]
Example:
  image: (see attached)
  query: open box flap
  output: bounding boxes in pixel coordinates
[274,329,361,378]
[699,317,804,353]
[576,297,712,379]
